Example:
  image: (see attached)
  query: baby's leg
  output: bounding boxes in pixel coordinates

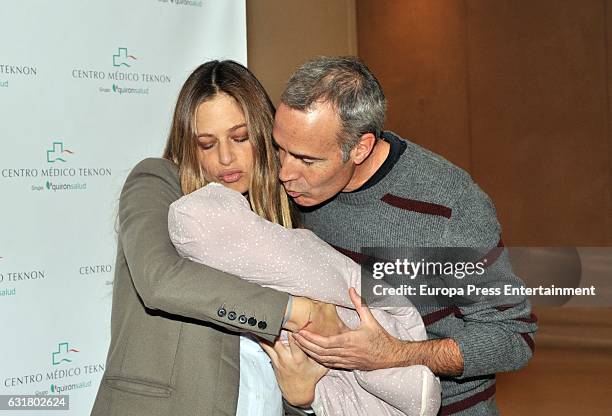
[327,308,441,416]
[354,366,440,416]
[313,369,404,416]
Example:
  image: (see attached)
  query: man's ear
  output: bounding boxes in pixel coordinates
[349,133,377,165]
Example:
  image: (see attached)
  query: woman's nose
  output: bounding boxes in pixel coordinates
[218,141,235,165]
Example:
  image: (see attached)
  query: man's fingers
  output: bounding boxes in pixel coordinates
[349,287,375,325]
[349,287,362,308]
[287,333,303,357]
[293,333,349,358]
[325,361,356,370]
[298,347,355,369]
[297,330,348,350]
[297,347,329,364]
[294,331,335,353]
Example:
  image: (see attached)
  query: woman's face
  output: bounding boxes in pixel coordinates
[195,93,254,194]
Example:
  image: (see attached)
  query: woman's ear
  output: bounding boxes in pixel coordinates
[349,132,377,165]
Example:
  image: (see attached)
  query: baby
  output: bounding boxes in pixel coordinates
[168,183,441,416]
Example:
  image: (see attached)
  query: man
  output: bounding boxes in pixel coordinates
[268,56,537,415]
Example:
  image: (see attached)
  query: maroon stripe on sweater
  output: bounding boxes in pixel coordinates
[439,383,496,415]
[520,333,536,353]
[515,313,538,324]
[422,306,463,326]
[381,193,452,218]
[481,238,505,268]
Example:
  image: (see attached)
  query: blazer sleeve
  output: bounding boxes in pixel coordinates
[117,158,289,342]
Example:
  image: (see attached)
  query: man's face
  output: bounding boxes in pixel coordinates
[273,102,355,206]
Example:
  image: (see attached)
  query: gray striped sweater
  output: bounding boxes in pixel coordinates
[302,131,537,415]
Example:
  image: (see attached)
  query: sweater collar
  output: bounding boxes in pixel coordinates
[334,131,411,206]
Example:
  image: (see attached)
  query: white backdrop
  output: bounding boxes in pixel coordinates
[0,1,247,414]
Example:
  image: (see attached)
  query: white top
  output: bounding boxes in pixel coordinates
[236,334,283,416]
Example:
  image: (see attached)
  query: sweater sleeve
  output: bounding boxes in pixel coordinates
[442,180,537,379]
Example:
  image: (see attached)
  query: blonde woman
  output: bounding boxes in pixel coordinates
[91,60,340,416]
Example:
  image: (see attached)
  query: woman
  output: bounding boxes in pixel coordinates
[166,60,441,415]
[91,60,337,416]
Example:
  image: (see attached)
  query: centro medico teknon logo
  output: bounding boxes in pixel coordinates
[47,142,73,163]
[113,47,137,68]
[52,342,80,365]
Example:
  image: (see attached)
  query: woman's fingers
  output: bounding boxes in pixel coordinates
[259,340,277,358]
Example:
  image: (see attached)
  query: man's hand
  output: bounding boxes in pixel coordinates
[293,288,464,376]
[293,287,401,370]
[260,334,329,408]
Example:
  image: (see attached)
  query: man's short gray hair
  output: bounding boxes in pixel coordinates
[280,56,386,161]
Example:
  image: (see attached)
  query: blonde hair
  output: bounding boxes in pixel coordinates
[163,60,298,228]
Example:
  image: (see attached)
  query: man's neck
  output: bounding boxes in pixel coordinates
[343,138,390,192]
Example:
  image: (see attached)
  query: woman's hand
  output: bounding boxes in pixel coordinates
[283,297,348,337]
[260,334,329,408]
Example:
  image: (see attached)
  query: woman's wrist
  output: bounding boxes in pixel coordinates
[282,296,312,332]
[282,296,294,327]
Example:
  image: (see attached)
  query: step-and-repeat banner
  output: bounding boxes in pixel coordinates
[0,1,246,414]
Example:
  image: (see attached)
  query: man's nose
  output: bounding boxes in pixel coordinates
[278,155,299,183]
